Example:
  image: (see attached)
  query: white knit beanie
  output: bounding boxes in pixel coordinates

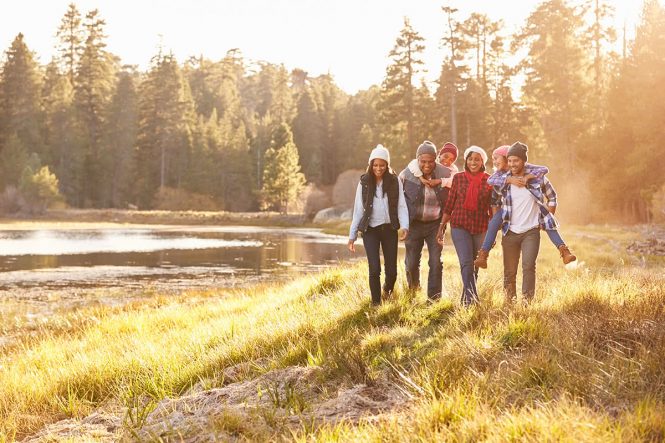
[368,144,390,165]
[464,145,488,165]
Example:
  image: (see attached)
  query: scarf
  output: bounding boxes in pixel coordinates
[463,171,484,212]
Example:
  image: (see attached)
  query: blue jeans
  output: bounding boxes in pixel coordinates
[405,219,442,299]
[480,210,503,251]
[451,228,485,306]
[362,224,398,305]
[481,210,566,251]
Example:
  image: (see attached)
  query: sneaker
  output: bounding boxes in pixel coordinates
[558,245,577,264]
[474,249,489,269]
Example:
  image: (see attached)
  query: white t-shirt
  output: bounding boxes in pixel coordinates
[509,184,540,234]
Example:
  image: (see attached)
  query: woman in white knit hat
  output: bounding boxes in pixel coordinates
[348,144,409,306]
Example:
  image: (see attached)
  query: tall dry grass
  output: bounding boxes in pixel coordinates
[1,225,663,441]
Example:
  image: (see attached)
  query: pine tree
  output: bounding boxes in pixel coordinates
[55,3,84,84]
[0,134,29,189]
[261,123,305,214]
[135,53,195,208]
[75,9,117,206]
[379,18,425,164]
[513,0,591,168]
[41,61,82,204]
[0,33,44,158]
[438,6,469,145]
[101,67,138,207]
[292,88,323,182]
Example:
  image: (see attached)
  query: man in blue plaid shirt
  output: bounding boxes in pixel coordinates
[489,142,564,304]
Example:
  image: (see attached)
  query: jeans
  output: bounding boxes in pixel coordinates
[502,228,540,301]
[405,219,442,299]
[480,210,503,251]
[451,228,485,306]
[546,229,565,248]
[362,224,398,304]
[482,209,566,251]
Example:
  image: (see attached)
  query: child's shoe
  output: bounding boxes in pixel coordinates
[474,249,490,268]
[558,245,576,264]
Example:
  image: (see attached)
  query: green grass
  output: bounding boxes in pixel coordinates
[1,226,664,441]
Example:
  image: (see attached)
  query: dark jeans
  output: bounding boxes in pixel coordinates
[405,219,442,299]
[502,228,540,301]
[362,224,398,304]
[451,227,485,306]
[482,210,565,251]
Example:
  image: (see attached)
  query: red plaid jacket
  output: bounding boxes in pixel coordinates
[443,172,492,234]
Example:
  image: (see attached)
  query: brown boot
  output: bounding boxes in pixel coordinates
[474,249,490,269]
[559,244,577,264]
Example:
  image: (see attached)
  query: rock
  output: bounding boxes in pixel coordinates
[332,170,363,208]
[23,366,410,442]
[313,206,352,223]
[21,412,122,442]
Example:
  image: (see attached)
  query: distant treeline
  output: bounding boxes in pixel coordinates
[0,1,663,220]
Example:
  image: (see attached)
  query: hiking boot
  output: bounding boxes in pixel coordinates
[474,249,489,269]
[559,244,577,264]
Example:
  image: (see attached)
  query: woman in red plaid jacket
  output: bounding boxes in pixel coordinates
[436,146,492,307]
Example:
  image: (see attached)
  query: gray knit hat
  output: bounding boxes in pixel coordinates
[416,140,437,157]
[507,141,528,162]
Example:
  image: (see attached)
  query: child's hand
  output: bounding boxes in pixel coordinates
[507,176,527,187]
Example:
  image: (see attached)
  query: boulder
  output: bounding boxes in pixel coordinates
[332,169,363,208]
[313,206,352,223]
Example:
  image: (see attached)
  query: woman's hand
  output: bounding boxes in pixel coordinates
[436,225,446,245]
[348,239,356,253]
[399,228,409,241]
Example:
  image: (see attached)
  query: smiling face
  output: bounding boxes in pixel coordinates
[371,159,388,179]
[418,153,436,177]
[439,152,456,167]
[492,154,508,172]
[465,152,484,173]
[508,156,526,175]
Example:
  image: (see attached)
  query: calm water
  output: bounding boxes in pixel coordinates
[0,226,356,292]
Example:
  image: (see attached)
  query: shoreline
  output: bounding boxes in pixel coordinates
[0,208,351,235]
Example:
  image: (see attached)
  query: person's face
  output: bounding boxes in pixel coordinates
[439,152,455,167]
[466,152,484,173]
[492,154,508,172]
[372,159,388,179]
[418,154,436,176]
[508,156,526,175]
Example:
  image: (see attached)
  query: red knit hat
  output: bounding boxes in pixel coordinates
[492,145,510,158]
[438,142,458,161]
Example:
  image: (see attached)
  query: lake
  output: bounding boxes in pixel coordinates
[0,226,356,294]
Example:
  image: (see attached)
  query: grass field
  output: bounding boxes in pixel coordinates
[1,224,663,441]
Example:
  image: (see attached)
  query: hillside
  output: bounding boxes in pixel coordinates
[1,225,664,442]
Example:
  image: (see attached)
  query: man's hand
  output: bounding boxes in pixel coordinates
[399,228,409,241]
[348,239,356,253]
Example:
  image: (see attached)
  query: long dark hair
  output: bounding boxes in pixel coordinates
[365,159,394,197]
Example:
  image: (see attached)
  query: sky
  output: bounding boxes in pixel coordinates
[0,0,646,94]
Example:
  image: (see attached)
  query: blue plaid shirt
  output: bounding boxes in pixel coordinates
[488,172,559,234]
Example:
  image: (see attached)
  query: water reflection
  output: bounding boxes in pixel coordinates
[0,227,356,291]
